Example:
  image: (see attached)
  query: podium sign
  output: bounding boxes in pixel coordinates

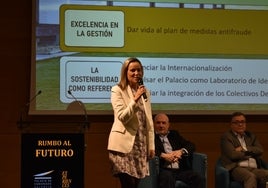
[21,133,84,188]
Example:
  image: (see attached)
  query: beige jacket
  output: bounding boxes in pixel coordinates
[220,130,264,170]
[107,85,155,154]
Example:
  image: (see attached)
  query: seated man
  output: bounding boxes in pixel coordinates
[220,111,268,188]
[153,113,203,188]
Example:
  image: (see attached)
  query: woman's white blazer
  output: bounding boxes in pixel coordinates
[107,85,155,154]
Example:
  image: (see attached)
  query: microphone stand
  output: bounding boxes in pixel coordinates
[18,106,27,129]
[67,90,90,150]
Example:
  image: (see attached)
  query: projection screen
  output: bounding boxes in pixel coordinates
[30,0,268,115]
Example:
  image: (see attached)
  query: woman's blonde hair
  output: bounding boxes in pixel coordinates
[118,57,143,90]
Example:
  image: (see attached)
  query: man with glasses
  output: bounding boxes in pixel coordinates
[220,111,268,188]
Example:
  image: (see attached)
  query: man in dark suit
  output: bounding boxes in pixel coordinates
[154,113,202,188]
[220,111,268,188]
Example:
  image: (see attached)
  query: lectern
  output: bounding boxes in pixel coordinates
[19,100,89,188]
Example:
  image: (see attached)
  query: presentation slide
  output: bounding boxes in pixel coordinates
[31,0,268,115]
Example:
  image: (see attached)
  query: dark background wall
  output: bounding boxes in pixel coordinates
[0,1,268,188]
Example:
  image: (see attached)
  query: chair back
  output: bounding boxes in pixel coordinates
[138,152,207,188]
[215,158,243,188]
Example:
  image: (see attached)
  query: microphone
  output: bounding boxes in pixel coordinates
[138,78,147,102]
[19,90,42,128]
[26,90,42,106]
[67,90,89,129]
